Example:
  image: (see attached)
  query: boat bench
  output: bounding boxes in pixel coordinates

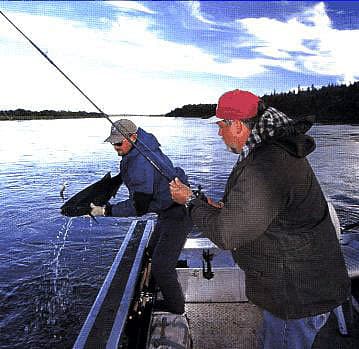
[177,235,359,337]
[177,238,247,303]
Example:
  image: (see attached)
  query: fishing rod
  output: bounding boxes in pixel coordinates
[0,10,175,182]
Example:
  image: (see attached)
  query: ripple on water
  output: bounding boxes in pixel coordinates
[1,119,358,348]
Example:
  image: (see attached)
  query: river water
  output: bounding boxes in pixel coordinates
[0,117,358,348]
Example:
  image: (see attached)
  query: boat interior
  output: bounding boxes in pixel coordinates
[73,216,359,349]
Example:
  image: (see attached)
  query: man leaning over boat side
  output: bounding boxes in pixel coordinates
[169,89,351,348]
[90,119,192,315]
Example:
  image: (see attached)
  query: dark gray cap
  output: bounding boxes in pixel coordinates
[104,119,138,144]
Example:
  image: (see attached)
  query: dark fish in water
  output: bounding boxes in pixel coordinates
[60,172,122,218]
[60,181,68,201]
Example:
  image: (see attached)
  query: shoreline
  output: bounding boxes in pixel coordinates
[1,115,358,125]
[0,114,165,121]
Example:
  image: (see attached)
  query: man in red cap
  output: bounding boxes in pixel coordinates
[170,89,350,348]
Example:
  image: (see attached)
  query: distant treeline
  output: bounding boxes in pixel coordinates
[0,109,165,120]
[0,109,102,121]
[2,82,359,123]
[165,82,359,123]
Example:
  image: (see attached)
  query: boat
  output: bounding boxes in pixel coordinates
[73,207,359,349]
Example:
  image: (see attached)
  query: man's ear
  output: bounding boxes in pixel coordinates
[234,120,250,136]
[130,133,138,142]
[241,122,252,135]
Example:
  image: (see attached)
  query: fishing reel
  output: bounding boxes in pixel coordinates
[128,291,154,321]
[185,184,207,210]
[192,185,208,203]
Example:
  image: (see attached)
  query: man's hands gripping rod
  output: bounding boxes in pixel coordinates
[89,177,224,219]
[169,178,224,209]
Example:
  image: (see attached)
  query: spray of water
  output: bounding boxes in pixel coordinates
[52,217,73,293]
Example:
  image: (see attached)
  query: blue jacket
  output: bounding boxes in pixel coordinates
[110,128,187,217]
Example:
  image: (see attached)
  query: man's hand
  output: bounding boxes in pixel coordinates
[169,178,224,209]
[169,177,193,205]
[207,197,224,208]
[90,203,105,216]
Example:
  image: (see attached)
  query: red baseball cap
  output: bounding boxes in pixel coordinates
[215,89,259,121]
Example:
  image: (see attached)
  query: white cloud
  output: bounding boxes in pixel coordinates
[186,1,217,25]
[1,2,359,113]
[237,2,359,82]
[107,1,155,14]
[301,2,331,28]
[0,10,275,113]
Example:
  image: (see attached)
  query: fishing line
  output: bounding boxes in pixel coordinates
[0,10,174,181]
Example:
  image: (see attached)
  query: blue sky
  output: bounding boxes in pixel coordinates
[1,1,359,114]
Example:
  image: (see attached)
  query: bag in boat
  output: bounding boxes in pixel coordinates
[147,313,192,349]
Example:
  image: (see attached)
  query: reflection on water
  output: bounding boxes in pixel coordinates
[0,117,358,348]
[308,124,359,222]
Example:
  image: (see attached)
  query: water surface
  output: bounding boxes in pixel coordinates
[0,117,358,348]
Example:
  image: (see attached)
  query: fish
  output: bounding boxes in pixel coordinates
[60,172,122,218]
[60,181,68,201]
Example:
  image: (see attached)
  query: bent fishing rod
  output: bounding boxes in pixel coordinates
[0,10,174,181]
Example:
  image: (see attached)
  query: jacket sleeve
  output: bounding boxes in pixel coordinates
[110,157,155,217]
[109,199,137,217]
[133,192,154,215]
[190,163,284,249]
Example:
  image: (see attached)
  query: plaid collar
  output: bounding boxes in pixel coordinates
[237,107,294,162]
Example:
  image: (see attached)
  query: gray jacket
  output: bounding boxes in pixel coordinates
[190,132,350,319]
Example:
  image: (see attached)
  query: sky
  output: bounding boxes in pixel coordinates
[1,1,359,115]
